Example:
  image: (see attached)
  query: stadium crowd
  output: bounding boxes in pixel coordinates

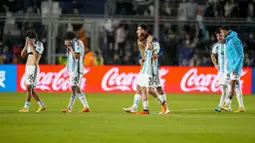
[0,0,254,67]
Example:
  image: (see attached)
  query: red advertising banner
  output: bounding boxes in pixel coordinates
[17,65,252,94]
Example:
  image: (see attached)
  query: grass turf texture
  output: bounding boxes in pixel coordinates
[0,92,255,143]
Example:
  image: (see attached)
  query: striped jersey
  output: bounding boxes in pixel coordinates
[151,39,162,75]
[66,39,85,74]
[141,46,153,76]
[211,42,227,74]
[27,41,44,55]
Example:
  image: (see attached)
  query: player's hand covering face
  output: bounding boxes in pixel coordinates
[26,38,35,46]
[64,40,71,47]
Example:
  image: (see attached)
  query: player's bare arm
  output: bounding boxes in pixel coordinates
[27,38,39,58]
[211,53,219,71]
[21,39,28,58]
[65,40,80,59]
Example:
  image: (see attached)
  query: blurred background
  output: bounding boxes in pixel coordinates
[0,0,254,67]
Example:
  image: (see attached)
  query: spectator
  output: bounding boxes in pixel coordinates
[84,47,96,66]
[189,54,202,66]
[12,44,22,64]
[224,0,237,17]
[79,29,88,48]
[94,50,104,66]
[115,24,126,58]
[0,46,12,64]
[243,53,252,67]
[187,0,197,20]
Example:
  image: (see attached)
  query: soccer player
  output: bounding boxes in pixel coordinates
[61,31,90,113]
[211,30,228,112]
[123,24,167,114]
[151,39,170,114]
[19,30,47,112]
[219,26,245,112]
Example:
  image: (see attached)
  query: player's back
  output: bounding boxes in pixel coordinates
[66,39,85,74]
[141,46,153,76]
[225,31,244,60]
[151,38,162,74]
[225,31,244,73]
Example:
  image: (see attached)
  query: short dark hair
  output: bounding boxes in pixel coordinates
[215,29,220,34]
[218,26,231,31]
[25,30,37,39]
[138,24,148,31]
[64,31,76,40]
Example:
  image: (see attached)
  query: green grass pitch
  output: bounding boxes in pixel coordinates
[0,92,255,143]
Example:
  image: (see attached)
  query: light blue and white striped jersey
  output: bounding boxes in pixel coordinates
[211,42,227,74]
[66,39,85,74]
[151,40,161,75]
[141,46,153,76]
[27,41,44,55]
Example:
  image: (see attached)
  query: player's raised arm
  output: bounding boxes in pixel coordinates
[21,38,29,58]
[27,38,40,57]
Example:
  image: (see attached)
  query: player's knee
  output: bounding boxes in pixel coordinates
[71,86,77,92]
[136,88,142,95]
[156,87,164,94]
[76,87,81,93]
[26,85,32,92]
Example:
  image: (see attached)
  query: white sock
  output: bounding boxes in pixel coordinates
[235,88,244,108]
[159,93,169,110]
[37,100,45,107]
[155,95,164,104]
[78,93,89,108]
[24,101,30,109]
[219,85,227,106]
[225,98,232,106]
[132,94,141,109]
[142,100,149,111]
[68,93,77,109]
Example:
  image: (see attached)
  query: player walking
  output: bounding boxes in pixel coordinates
[219,26,245,112]
[19,30,47,112]
[61,31,90,113]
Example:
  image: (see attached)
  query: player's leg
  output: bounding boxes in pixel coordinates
[137,75,151,114]
[138,86,149,114]
[19,65,35,112]
[61,85,77,112]
[19,85,33,112]
[156,87,169,114]
[215,84,227,112]
[123,85,141,113]
[32,89,47,112]
[234,80,245,112]
[74,73,90,112]
[148,87,164,104]
[28,66,47,112]
[62,72,79,112]
[221,79,236,112]
[77,86,90,112]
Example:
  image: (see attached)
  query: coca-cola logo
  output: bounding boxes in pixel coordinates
[20,68,90,91]
[101,67,169,91]
[180,68,247,92]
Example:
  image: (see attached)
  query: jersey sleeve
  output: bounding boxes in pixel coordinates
[35,42,44,54]
[211,44,218,54]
